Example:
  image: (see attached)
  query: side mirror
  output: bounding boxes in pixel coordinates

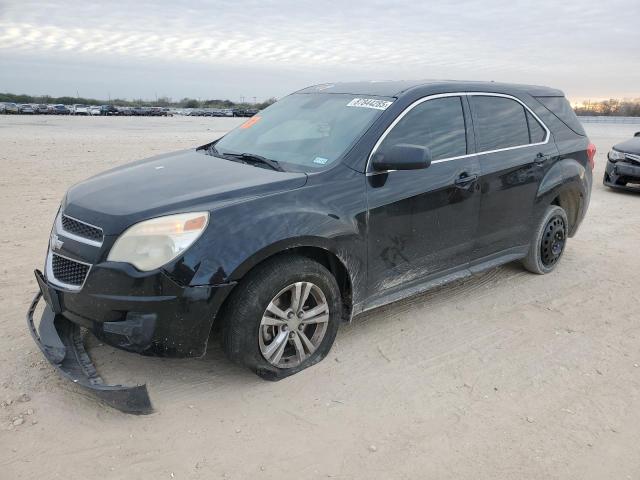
[634,132,640,137]
[372,144,432,171]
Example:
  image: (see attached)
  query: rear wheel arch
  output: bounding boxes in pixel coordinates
[536,158,587,236]
[550,187,582,236]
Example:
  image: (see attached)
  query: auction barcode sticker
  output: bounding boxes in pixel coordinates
[347,98,393,110]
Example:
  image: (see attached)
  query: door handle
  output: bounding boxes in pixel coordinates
[534,152,550,165]
[454,173,478,187]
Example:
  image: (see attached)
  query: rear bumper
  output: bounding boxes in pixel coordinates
[27,292,153,414]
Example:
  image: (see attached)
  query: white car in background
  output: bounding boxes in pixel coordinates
[71,104,89,115]
[89,106,102,116]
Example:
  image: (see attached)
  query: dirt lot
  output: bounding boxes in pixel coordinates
[1,116,639,479]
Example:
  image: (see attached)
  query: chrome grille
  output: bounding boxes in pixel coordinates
[51,253,90,287]
[61,215,103,243]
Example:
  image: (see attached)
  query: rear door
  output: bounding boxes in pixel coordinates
[365,95,481,298]
[469,94,558,259]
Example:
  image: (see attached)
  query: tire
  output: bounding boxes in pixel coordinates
[522,205,569,274]
[221,254,341,381]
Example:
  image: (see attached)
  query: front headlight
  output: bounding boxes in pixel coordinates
[608,150,626,162]
[107,212,209,271]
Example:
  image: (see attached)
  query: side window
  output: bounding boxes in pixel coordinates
[526,111,546,143]
[378,97,467,161]
[470,96,530,151]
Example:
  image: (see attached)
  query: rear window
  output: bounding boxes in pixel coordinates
[534,96,585,136]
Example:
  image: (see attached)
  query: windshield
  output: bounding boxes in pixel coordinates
[214,93,392,171]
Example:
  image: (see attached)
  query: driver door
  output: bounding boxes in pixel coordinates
[365,95,481,302]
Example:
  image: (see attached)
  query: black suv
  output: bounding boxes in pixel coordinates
[30,80,594,413]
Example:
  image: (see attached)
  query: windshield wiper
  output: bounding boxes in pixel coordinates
[223,152,284,172]
[206,144,224,158]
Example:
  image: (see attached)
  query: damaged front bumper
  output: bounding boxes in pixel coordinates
[27,281,153,415]
[604,160,640,192]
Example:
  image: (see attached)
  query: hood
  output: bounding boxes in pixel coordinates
[613,136,640,156]
[63,149,307,234]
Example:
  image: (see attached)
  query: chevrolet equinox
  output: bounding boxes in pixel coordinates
[29,80,595,413]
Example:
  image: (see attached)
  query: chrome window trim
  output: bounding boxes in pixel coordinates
[365,91,551,175]
[45,250,92,292]
[56,213,104,247]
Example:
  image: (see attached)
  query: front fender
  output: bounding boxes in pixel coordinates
[163,165,368,303]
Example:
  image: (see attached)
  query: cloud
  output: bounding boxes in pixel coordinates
[0,0,638,100]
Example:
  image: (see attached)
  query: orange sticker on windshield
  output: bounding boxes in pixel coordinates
[240,115,261,129]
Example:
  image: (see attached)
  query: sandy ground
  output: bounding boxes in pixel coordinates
[1,115,639,479]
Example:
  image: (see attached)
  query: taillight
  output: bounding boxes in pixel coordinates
[587,142,596,170]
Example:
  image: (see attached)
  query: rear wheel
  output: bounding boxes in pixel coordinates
[221,255,341,380]
[522,205,569,274]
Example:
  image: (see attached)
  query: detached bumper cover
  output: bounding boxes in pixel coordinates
[27,292,153,414]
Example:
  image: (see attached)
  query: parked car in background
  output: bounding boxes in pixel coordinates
[117,106,132,116]
[100,105,119,116]
[604,131,640,191]
[48,104,70,115]
[89,106,102,116]
[30,80,594,413]
[233,108,259,117]
[130,106,147,116]
[71,104,89,115]
[149,107,166,116]
[3,103,19,114]
[33,104,49,114]
[18,104,35,114]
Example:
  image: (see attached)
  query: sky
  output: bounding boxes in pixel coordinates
[0,0,638,104]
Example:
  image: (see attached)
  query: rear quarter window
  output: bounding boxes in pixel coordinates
[526,111,547,143]
[534,96,585,136]
[470,96,530,151]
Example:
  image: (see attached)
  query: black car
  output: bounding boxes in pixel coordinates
[604,132,640,191]
[29,80,594,413]
[99,105,119,116]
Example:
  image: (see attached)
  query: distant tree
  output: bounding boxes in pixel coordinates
[0,91,282,111]
[574,98,640,117]
[182,98,200,108]
[156,96,172,107]
[257,97,277,110]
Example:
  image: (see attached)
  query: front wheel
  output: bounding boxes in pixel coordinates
[221,255,341,380]
[522,205,569,274]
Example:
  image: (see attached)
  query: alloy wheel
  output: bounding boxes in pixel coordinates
[259,282,330,368]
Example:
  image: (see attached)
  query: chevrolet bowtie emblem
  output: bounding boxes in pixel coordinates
[50,233,64,251]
